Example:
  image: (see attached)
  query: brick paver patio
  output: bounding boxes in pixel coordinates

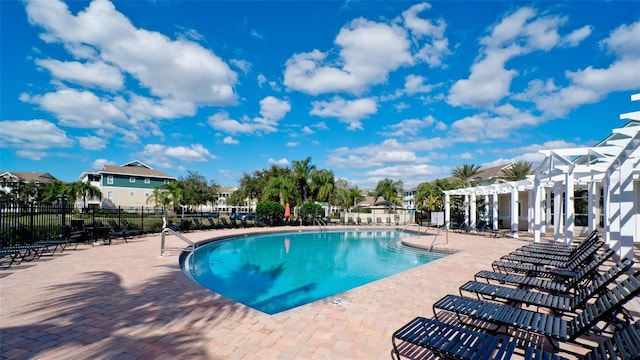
[1,227,638,359]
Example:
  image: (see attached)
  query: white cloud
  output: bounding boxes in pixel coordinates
[139,143,216,168]
[561,25,592,47]
[268,158,289,166]
[404,74,433,94]
[208,96,290,135]
[223,136,239,144]
[284,19,412,95]
[401,2,450,67]
[448,7,581,108]
[36,59,124,90]
[0,119,73,159]
[23,88,127,128]
[91,158,112,169]
[310,97,378,130]
[78,136,107,150]
[25,0,239,112]
[258,96,291,122]
[531,21,640,117]
[230,59,251,74]
[286,142,299,147]
[384,116,435,137]
[208,112,257,134]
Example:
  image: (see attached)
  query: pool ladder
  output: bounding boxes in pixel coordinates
[314,217,327,231]
[160,227,196,257]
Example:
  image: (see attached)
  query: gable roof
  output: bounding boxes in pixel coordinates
[0,171,59,184]
[99,160,176,179]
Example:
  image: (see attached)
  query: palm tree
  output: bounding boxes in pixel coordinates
[292,157,316,204]
[262,175,297,206]
[147,185,170,210]
[71,181,103,208]
[451,164,481,188]
[310,169,335,205]
[373,178,403,212]
[501,161,533,181]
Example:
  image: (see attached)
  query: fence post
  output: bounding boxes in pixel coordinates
[141,206,145,233]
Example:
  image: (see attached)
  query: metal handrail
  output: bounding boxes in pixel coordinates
[314,217,327,231]
[400,223,421,235]
[160,227,195,257]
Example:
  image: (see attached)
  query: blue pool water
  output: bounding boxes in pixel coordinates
[186,230,448,314]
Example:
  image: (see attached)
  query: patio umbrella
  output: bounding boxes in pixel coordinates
[284,203,291,219]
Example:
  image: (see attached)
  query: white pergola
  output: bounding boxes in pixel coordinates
[444,93,640,260]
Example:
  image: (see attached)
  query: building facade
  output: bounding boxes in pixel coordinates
[79,160,176,210]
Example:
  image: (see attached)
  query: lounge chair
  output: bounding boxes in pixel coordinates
[376,217,383,226]
[347,217,355,225]
[474,250,621,294]
[459,259,634,314]
[491,242,604,276]
[0,244,48,269]
[517,230,600,256]
[498,240,602,268]
[392,317,640,360]
[433,275,640,349]
[513,233,601,258]
[367,218,372,225]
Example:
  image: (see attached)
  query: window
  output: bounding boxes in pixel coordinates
[164,180,169,185]
[107,191,113,200]
[107,176,114,185]
[145,178,150,184]
[145,192,150,197]
[129,177,135,183]
[129,191,135,197]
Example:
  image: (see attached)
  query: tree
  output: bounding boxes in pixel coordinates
[71,181,103,208]
[451,164,481,188]
[334,179,362,211]
[39,180,66,205]
[262,175,297,206]
[373,178,403,211]
[147,185,171,210]
[180,171,218,211]
[501,161,533,181]
[299,202,324,222]
[255,200,284,226]
[309,168,335,205]
[163,180,184,211]
[291,157,316,204]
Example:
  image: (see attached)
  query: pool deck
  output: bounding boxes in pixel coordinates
[1,226,638,359]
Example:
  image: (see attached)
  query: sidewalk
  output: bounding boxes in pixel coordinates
[1,227,637,359]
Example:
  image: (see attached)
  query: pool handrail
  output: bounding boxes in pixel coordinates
[313,217,327,231]
[160,227,196,257]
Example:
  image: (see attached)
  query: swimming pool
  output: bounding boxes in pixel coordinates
[184,230,449,314]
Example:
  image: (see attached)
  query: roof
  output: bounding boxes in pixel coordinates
[0,171,59,184]
[98,160,176,179]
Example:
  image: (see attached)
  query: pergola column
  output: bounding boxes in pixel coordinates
[527,189,534,233]
[492,192,499,231]
[553,185,563,243]
[484,195,490,221]
[469,193,477,232]
[444,193,451,230]
[464,195,469,227]
[564,172,575,245]
[544,188,552,235]
[587,180,598,233]
[533,178,543,242]
[602,177,611,245]
[510,186,519,238]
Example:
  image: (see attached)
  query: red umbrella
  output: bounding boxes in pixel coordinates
[284,203,291,218]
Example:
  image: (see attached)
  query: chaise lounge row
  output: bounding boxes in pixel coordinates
[392,232,640,359]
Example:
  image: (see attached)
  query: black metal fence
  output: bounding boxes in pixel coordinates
[0,201,172,247]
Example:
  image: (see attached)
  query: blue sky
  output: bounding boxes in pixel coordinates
[1,0,639,189]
